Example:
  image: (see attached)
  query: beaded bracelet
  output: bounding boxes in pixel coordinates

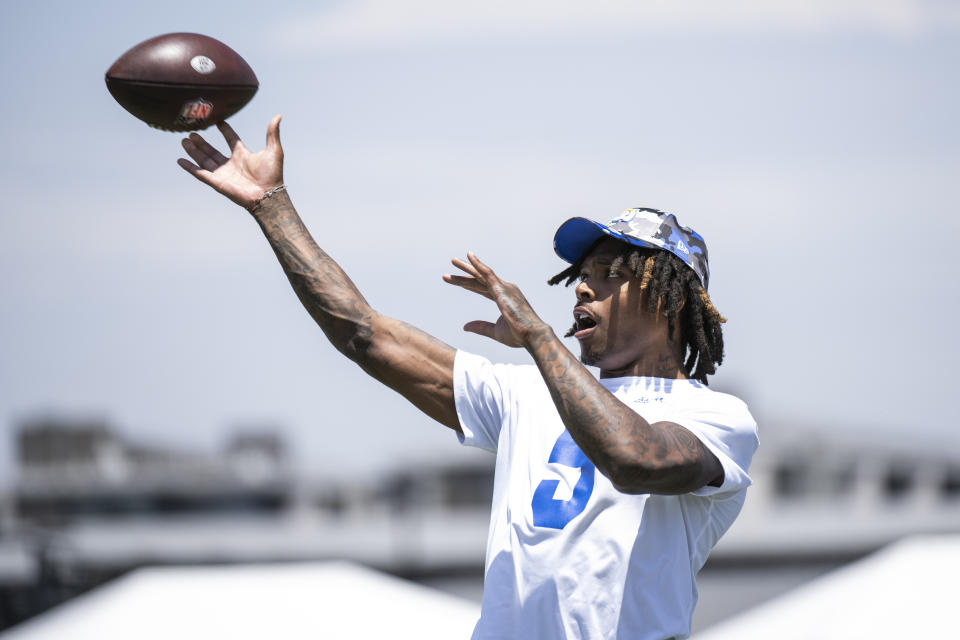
[247,184,287,213]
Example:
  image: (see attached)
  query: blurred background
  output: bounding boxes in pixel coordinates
[1,0,959,636]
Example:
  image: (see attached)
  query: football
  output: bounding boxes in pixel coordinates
[105,33,258,132]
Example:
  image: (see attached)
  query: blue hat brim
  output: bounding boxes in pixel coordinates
[553,217,658,264]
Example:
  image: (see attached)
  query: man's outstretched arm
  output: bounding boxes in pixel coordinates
[178,117,459,430]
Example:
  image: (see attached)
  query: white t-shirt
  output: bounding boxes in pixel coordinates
[453,350,758,640]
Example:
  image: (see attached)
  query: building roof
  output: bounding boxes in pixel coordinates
[695,534,960,639]
[0,561,479,640]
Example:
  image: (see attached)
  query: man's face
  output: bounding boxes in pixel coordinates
[569,238,670,374]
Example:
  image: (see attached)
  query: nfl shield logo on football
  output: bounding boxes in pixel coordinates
[176,98,214,127]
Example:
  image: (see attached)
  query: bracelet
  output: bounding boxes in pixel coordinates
[247,184,287,213]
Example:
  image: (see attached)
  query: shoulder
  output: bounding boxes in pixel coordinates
[454,351,548,407]
[453,351,550,443]
[676,383,755,428]
[668,383,759,463]
[456,350,544,386]
[668,384,759,497]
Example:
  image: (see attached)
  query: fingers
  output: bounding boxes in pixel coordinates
[463,320,496,339]
[466,252,495,278]
[266,114,283,154]
[217,120,244,152]
[177,158,215,186]
[442,273,471,287]
[189,132,227,163]
[452,253,497,280]
[444,253,506,302]
[182,134,226,171]
[450,257,481,279]
[442,272,492,297]
[177,157,200,175]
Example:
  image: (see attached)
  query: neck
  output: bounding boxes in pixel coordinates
[599,347,687,380]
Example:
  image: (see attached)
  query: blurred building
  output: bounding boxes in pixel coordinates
[0,417,294,629]
[717,425,960,562]
[1,415,960,633]
[15,418,289,525]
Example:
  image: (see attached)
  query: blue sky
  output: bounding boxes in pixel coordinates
[2,0,958,481]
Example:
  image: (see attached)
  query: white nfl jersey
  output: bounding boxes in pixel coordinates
[453,350,758,640]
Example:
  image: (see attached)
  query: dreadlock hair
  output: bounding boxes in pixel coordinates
[547,239,727,384]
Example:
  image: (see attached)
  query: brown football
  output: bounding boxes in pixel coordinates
[105,33,258,132]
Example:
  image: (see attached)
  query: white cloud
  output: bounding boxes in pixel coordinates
[271,0,960,50]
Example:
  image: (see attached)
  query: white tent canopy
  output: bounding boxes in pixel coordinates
[0,562,479,640]
[695,535,960,639]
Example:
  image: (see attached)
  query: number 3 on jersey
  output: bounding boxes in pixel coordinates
[531,430,596,529]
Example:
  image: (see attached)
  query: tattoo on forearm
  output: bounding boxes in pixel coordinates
[252,193,375,361]
[527,332,710,493]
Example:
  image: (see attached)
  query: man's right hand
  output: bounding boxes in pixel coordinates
[178,115,284,210]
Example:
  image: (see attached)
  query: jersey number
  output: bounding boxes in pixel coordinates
[531,430,596,530]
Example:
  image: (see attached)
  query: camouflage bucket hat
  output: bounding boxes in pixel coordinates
[553,208,710,289]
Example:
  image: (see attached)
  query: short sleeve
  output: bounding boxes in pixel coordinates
[453,350,509,452]
[673,395,759,498]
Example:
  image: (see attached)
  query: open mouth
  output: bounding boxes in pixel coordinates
[573,309,598,338]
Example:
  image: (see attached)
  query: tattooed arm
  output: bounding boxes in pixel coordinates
[178,117,459,430]
[444,253,722,495]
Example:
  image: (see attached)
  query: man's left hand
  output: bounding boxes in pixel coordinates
[443,253,551,349]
